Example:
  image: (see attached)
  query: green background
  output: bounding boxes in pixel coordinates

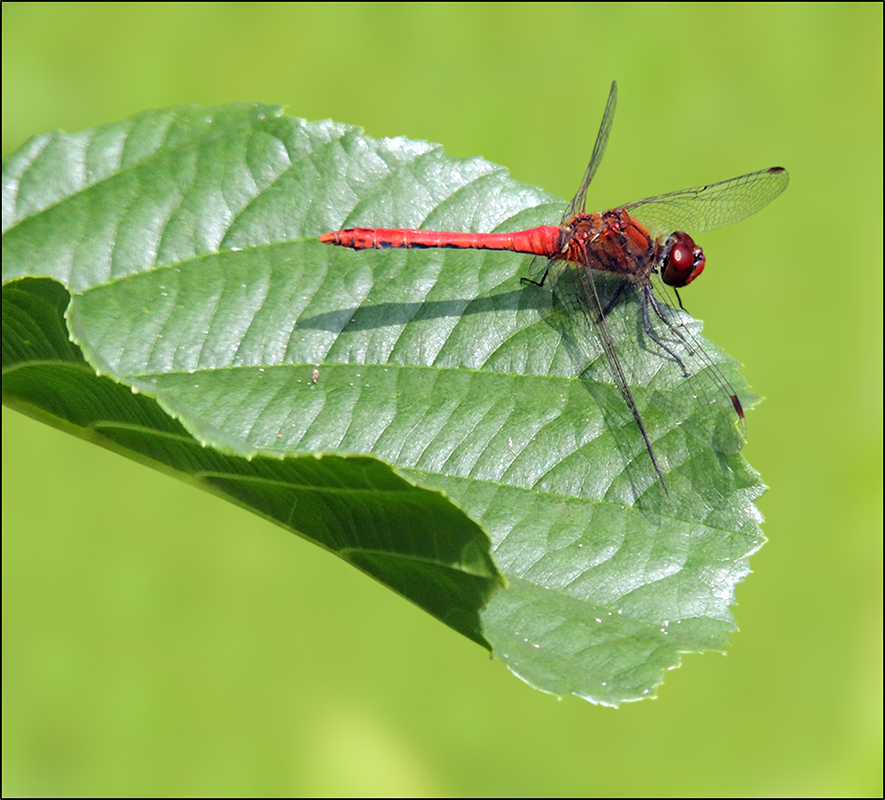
[3,2,880,796]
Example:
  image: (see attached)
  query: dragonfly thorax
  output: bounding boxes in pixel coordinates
[560,209,658,283]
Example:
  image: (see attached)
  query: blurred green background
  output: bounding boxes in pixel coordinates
[3,2,881,796]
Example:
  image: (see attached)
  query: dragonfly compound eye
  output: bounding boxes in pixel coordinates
[662,231,705,287]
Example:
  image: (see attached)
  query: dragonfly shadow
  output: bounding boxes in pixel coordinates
[293,261,744,507]
[294,286,547,334]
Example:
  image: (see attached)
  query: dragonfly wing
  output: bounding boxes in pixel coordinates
[564,81,618,223]
[621,166,789,236]
[542,259,670,488]
[539,260,750,492]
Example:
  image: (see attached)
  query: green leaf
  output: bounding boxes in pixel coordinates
[2,104,765,706]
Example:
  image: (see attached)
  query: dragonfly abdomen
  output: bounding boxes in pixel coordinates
[320,226,562,256]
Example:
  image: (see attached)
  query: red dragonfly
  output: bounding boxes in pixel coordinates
[320,82,789,492]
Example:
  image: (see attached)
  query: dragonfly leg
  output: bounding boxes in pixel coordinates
[520,267,551,288]
[672,287,686,311]
[597,280,629,321]
[640,287,691,377]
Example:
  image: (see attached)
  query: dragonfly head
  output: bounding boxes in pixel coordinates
[661,231,705,287]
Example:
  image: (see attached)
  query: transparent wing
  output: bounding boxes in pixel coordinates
[621,166,789,236]
[563,81,618,223]
[543,260,749,491]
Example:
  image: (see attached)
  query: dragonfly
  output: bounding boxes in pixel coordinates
[320,81,789,492]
